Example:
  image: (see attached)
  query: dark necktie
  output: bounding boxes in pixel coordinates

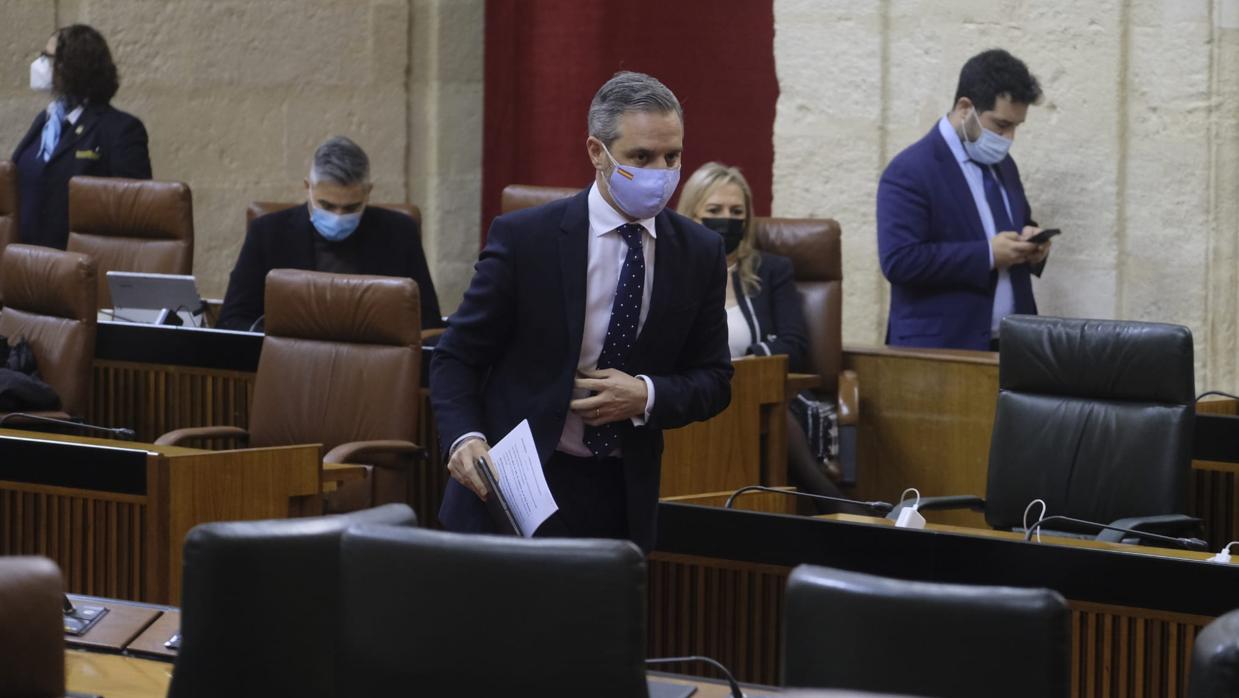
[979,164,1014,233]
[583,223,646,457]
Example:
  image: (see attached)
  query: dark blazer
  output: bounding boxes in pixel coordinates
[877,125,1038,350]
[12,102,152,249]
[431,188,734,551]
[217,204,445,331]
[732,252,809,372]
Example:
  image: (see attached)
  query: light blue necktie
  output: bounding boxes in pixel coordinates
[38,101,66,162]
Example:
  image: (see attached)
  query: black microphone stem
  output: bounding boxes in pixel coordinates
[724,485,893,514]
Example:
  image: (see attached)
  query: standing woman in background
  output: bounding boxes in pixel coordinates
[678,162,858,513]
[12,24,151,249]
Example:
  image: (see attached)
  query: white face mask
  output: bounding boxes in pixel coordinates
[29,55,52,93]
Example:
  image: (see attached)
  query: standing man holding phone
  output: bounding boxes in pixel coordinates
[431,71,733,552]
[878,49,1053,351]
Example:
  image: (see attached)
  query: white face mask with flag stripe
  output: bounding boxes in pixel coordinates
[601,143,680,220]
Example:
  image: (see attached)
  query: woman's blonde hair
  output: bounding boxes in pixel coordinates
[676,162,761,296]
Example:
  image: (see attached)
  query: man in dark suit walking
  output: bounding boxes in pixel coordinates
[432,71,733,551]
[878,49,1052,351]
[217,135,443,332]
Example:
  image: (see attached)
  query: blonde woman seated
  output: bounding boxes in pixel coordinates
[678,162,857,513]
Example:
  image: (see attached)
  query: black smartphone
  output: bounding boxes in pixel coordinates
[1026,228,1061,244]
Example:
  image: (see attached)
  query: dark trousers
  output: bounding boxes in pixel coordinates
[534,451,629,540]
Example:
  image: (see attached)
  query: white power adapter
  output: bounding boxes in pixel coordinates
[895,506,926,530]
[894,488,926,529]
[1208,541,1239,564]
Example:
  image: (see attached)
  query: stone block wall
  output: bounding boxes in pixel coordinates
[774,0,1239,389]
[0,0,482,313]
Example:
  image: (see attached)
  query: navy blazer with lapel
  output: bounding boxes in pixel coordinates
[216,204,445,331]
[877,124,1038,350]
[731,252,809,372]
[12,102,152,249]
[431,188,734,550]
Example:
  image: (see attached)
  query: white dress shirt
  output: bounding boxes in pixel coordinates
[555,182,657,457]
[936,115,1017,338]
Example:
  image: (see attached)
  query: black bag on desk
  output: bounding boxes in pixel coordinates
[0,336,61,411]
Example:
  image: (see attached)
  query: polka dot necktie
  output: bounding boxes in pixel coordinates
[583,223,645,457]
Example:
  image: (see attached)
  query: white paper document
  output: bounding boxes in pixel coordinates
[489,419,558,537]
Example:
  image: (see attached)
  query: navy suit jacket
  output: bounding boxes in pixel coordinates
[217,204,444,331]
[732,252,809,372]
[877,125,1038,350]
[431,188,734,551]
[12,103,151,249]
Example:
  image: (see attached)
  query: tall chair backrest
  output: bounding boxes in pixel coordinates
[0,245,97,416]
[246,201,423,226]
[66,175,193,309]
[1190,608,1239,698]
[986,315,1195,529]
[0,557,64,698]
[752,217,842,392]
[248,269,421,453]
[339,526,648,697]
[167,504,417,698]
[499,184,577,215]
[0,161,18,260]
[783,564,1069,698]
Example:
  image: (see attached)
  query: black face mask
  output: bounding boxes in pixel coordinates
[700,217,745,255]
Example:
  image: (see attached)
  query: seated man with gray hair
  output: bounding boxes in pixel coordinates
[217,135,443,332]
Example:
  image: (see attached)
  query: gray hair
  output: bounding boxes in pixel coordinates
[587,71,683,147]
[309,135,370,186]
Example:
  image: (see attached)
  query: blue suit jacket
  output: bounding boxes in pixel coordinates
[430,188,734,550]
[877,125,1038,350]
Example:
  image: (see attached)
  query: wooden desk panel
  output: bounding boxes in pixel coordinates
[126,610,180,660]
[0,430,320,604]
[842,344,996,528]
[843,345,1239,542]
[65,603,160,653]
[661,355,789,496]
[651,502,1239,695]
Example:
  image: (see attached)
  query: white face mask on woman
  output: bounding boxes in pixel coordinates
[29,55,52,92]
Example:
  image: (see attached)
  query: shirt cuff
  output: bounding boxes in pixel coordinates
[449,432,487,457]
[987,240,995,270]
[631,375,655,426]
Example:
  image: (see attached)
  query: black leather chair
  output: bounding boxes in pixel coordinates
[1189,608,1239,698]
[338,525,647,697]
[782,564,1069,698]
[167,504,417,698]
[888,315,1200,543]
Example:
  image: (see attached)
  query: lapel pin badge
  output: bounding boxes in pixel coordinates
[75,125,84,135]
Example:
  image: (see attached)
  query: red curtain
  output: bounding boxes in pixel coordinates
[482,0,777,240]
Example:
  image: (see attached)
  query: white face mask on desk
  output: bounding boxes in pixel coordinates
[30,55,52,92]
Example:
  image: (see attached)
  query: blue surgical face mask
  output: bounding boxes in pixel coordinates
[961,108,1012,165]
[601,144,680,220]
[309,204,362,242]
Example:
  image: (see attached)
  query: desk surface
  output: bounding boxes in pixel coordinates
[63,652,776,698]
[66,650,173,698]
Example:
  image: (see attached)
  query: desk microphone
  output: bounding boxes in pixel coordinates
[1023,515,1208,551]
[646,656,744,698]
[0,412,136,441]
[724,485,894,515]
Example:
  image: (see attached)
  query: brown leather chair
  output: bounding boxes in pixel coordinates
[247,201,422,226]
[0,556,64,697]
[157,269,424,510]
[753,217,859,479]
[0,161,18,262]
[0,244,97,418]
[499,184,577,215]
[66,175,193,309]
